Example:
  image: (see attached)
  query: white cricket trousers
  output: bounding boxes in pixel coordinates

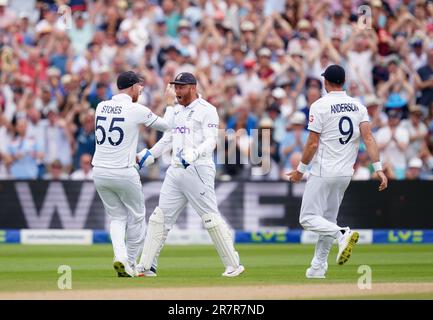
[152,164,221,264]
[299,174,351,268]
[160,164,219,227]
[93,167,146,266]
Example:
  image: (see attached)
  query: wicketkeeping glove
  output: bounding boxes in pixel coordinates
[136,148,155,169]
[182,149,199,164]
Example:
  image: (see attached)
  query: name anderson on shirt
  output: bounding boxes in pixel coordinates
[330,103,359,114]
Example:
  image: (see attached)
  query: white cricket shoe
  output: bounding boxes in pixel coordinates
[306,263,328,279]
[336,229,359,265]
[113,260,135,277]
[135,264,157,277]
[222,265,245,277]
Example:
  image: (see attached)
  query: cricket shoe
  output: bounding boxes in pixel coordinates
[306,263,328,279]
[113,260,135,278]
[336,229,359,265]
[222,265,245,277]
[135,264,157,277]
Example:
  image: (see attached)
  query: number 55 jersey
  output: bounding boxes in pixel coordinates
[92,93,159,169]
[307,91,370,178]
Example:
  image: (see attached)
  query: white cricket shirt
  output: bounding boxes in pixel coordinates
[308,91,370,177]
[92,93,159,168]
[150,95,219,167]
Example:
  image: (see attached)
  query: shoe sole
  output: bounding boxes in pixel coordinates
[337,232,359,265]
[306,274,326,279]
[113,261,132,277]
[306,269,326,279]
[136,272,157,278]
[222,265,245,277]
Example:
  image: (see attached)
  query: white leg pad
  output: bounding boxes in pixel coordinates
[152,229,169,269]
[139,207,165,270]
[202,213,240,268]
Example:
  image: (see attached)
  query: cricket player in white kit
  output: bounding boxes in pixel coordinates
[92,71,169,277]
[288,65,388,279]
[135,72,245,277]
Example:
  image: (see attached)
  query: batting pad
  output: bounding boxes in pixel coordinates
[139,207,165,270]
[202,213,240,268]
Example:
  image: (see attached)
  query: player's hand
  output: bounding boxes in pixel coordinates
[164,84,176,106]
[136,148,155,169]
[182,148,199,164]
[377,171,388,191]
[286,170,303,183]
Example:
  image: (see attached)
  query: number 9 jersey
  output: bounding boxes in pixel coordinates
[307,91,370,177]
[92,93,160,168]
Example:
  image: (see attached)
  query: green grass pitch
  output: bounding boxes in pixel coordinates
[0,244,432,298]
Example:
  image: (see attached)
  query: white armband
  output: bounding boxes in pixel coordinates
[373,162,383,172]
[297,162,308,174]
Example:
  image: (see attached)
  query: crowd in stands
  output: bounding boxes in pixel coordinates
[1,0,433,181]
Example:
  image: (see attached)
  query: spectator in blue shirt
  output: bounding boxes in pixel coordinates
[416,48,433,111]
[300,85,322,129]
[5,118,44,179]
[279,111,308,170]
[74,110,95,169]
[226,104,257,136]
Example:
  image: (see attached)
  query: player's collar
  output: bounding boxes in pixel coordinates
[112,93,132,102]
[327,91,347,95]
[184,94,201,109]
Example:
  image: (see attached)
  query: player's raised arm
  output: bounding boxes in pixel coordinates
[147,114,169,131]
[139,105,169,132]
[136,84,176,169]
[148,84,177,132]
[360,121,388,191]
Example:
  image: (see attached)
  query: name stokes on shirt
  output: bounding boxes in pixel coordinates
[101,105,122,114]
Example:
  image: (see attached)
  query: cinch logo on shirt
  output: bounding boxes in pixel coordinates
[207,123,218,128]
[172,126,191,134]
[330,103,359,114]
